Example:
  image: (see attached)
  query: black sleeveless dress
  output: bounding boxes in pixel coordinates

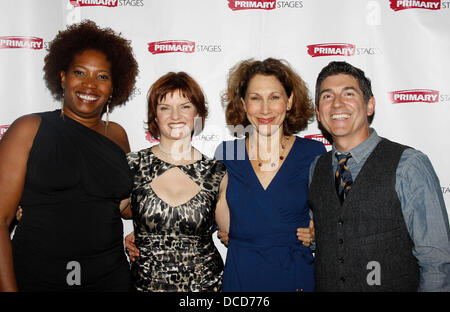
[12,110,133,291]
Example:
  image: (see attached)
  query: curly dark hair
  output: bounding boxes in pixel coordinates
[222,58,314,136]
[43,20,138,110]
[147,72,208,138]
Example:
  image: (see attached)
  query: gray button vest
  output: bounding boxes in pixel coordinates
[308,138,419,291]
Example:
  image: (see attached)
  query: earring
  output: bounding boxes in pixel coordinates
[105,95,112,127]
[60,89,65,119]
[106,103,110,126]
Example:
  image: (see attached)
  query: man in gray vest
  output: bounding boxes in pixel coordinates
[307,61,450,291]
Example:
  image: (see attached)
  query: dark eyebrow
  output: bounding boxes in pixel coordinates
[157,101,191,106]
[72,65,111,74]
[318,88,332,97]
[342,86,359,92]
[247,90,283,95]
[319,86,359,97]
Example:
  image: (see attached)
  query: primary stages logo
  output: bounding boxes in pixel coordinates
[390,0,440,11]
[149,40,195,54]
[304,134,331,146]
[70,0,144,7]
[145,131,160,143]
[0,36,43,50]
[228,0,303,10]
[228,0,276,10]
[307,43,381,57]
[389,89,439,104]
[70,0,117,6]
[148,40,222,54]
[192,134,220,142]
[0,125,9,140]
[307,43,355,57]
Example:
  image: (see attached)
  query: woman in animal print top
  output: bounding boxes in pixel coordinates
[120,72,229,292]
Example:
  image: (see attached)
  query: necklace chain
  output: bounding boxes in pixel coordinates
[158,144,192,157]
[252,136,290,170]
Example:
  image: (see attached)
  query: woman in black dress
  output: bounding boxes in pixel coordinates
[0,20,138,291]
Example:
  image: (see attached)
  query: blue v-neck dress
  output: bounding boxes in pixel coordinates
[215,137,326,292]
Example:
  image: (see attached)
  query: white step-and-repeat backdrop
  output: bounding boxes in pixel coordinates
[2,0,450,261]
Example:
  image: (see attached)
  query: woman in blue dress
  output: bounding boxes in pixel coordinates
[215,58,326,292]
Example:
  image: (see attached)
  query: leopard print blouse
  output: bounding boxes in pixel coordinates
[127,148,226,292]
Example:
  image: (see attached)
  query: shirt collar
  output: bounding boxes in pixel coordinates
[332,128,381,164]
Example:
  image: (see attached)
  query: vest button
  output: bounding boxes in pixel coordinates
[338,238,344,244]
[338,219,344,225]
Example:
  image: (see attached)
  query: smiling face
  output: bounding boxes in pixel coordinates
[155,90,198,141]
[60,49,113,120]
[242,74,292,137]
[316,74,375,151]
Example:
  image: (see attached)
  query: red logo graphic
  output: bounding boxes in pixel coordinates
[0,36,43,50]
[307,43,355,57]
[228,0,276,11]
[145,131,160,143]
[70,0,118,7]
[0,125,9,140]
[390,0,440,11]
[389,89,439,104]
[148,40,196,55]
[304,134,331,146]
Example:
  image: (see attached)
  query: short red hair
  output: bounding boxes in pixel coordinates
[146,72,208,138]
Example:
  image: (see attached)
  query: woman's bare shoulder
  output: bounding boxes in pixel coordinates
[106,121,131,153]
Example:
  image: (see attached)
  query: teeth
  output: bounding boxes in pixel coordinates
[77,93,99,101]
[331,114,350,120]
[169,124,185,128]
